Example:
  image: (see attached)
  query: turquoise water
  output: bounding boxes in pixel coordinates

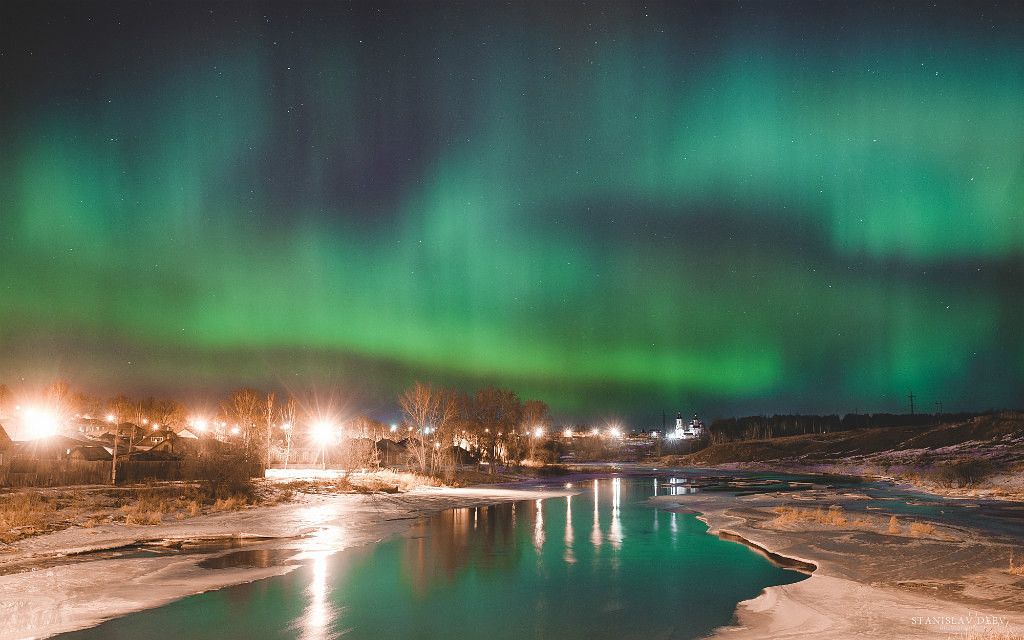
[60,477,807,640]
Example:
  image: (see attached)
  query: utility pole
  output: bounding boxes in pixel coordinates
[934,401,943,415]
[908,392,916,416]
[110,424,118,485]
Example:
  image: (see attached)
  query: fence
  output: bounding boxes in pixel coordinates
[0,459,185,488]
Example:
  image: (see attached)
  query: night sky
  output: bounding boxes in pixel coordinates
[1,1,1021,422]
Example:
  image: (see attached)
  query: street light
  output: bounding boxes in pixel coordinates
[533,426,545,438]
[311,421,335,470]
[23,408,58,439]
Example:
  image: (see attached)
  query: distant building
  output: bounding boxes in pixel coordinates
[669,413,704,440]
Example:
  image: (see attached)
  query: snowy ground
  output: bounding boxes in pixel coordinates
[0,485,573,640]
[653,490,1024,640]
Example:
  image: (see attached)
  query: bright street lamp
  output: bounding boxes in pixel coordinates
[311,421,335,469]
[23,408,58,439]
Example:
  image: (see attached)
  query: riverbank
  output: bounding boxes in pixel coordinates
[670,459,1024,503]
[0,483,573,640]
[654,488,1024,639]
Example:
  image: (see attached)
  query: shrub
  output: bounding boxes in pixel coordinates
[186,448,257,501]
[888,515,901,535]
[909,521,937,537]
[935,459,996,488]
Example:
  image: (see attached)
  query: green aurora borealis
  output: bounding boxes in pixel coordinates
[1,1,1022,420]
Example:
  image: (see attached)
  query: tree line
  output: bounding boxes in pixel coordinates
[0,379,554,479]
[707,411,986,443]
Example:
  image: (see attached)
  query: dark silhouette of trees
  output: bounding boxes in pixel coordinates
[221,388,264,466]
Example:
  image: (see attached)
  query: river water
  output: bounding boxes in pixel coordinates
[58,476,808,640]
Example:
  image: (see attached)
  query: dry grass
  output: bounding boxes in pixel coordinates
[0,493,57,542]
[772,504,849,526]
[210,495,248,512]
[121,489,172,525]
[1009,551,1024,577]
[123,507,163,525]
[909,521,937,537]
[284,471,442,496]
[888,515,901,535]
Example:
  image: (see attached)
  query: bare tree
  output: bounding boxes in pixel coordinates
[400,382,459,475]
[0,384,12,414]
[521,399,551,461]
[470,386,522,474]
[400,382,439,473]
[146,397,186,428]
[70,391,103,418]
[264,391,277,470]
[43,379,72,417]
[429,388,460,480]
[222,388,263,465]
[279,395,299,468]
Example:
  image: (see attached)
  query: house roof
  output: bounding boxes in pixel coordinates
[71,445,113,461]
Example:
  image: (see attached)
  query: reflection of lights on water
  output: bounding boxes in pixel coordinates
[533,499,545,552]
[298,552,333,640]
[653,478,658,496]
[564,495,575,564]
[670,511,678,546]
[591,479,602,548]
[293,504,345,640]
[609,477,622,550]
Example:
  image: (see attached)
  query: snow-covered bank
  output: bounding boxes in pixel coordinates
[0,485,573,640]
[652,492,1024,639]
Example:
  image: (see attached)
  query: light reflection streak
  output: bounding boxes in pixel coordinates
[653,479,659,532]
[609,477,622,550]
[290,503,347,640]
[533,499,545,552]
[564,495,575,564]
[591,479,601,548]
[670,511,678,547]
[298,552,335,640]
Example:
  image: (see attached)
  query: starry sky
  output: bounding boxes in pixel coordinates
[1,1,1021,422]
